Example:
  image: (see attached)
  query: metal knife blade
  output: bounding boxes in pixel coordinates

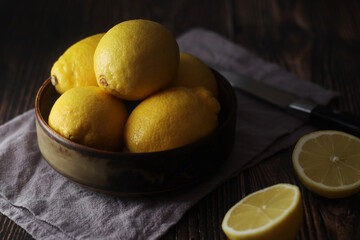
[215,67,360,137]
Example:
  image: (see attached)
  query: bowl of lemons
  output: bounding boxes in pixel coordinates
[35,19,236,196]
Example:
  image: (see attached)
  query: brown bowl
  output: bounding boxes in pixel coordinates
[35,70,236,196]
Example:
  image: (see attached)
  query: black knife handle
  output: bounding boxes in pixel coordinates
[310,105,360,137]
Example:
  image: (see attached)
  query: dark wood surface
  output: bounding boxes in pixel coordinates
[1,0,359,239]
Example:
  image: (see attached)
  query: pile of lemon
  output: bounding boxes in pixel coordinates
[48,19,220,153]
[48,19,360,240]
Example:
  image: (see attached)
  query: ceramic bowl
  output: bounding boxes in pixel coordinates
[35,70,236,196]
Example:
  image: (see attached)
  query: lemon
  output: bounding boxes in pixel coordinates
[50,33,104,94]
[124,87,220,153]
[94,19,179,100]
[222,184,303,240]
[172,52,218,97]
[292,130,360,198]
[48,86,128,151]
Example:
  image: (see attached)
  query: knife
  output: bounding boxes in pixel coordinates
[215,68,360,137]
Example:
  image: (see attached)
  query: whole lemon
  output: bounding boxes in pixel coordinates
[94,19,179,100]
[48,86,128,151]
[50,33,104,94]
[124,87,221,153]
[172,52,218,97]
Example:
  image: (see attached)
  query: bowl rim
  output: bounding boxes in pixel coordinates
[35,69,237,158]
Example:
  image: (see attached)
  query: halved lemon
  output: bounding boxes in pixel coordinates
[292,130,360,198]
[222,184,303,240]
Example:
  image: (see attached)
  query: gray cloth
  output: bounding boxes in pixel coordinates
[0,29,337,240]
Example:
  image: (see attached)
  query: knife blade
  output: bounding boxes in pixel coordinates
[215,68,360,137]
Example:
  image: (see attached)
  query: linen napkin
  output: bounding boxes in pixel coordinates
[0,28,337,240]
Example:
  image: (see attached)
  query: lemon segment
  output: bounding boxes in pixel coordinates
[292,130,360,198]
[51,33,104,94]
[171,52,218,97]
[48,86,128,151]
[222,184,303,240]
[124,87,220,153]
[94,19,179,100]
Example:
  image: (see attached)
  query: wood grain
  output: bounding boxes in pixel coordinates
[1,0,359,239]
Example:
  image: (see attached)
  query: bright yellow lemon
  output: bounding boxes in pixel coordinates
[50,33,104,94]
[124,87,220,153]
[172,52,218,97]
[94,19,179,100]
[48,86,128,151]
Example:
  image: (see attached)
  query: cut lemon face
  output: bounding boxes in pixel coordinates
[222,184,303,240]
[293,130,360,198]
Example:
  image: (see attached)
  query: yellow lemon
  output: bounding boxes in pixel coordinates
[172,52,218,97]
[222,184,303,240]
[124,87,220,153]
[50,33,104,94]
[94,19,179,100]
[48,86,128,151]
[293,130,360,198]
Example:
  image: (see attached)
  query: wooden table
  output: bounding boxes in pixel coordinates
[1,0,359,239]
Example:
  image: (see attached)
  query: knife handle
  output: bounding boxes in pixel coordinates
[310,105,360,137]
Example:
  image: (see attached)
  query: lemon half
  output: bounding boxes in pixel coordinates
[292,130,360,198]
[222,183,303,240]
